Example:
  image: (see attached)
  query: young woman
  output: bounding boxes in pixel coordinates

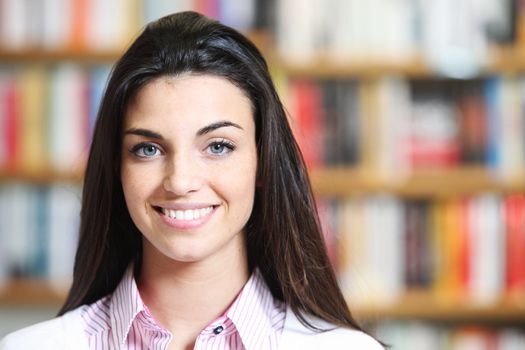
[1,12,383,350]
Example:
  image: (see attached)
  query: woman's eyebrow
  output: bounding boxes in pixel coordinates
[197,121,243,136]
[124,128,164,139]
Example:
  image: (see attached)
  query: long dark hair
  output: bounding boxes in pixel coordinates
[58,11,362,332]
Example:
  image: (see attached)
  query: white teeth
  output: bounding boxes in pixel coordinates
[161,206,214,221]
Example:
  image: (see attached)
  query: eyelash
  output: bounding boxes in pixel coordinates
[207,139,236,155]
[129,142,162,158]
[128,140,236,158]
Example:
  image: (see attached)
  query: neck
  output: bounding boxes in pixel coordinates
[137,241,250,347]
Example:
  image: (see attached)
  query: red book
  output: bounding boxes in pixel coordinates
[503,194,525,296]
[289,80,324,169]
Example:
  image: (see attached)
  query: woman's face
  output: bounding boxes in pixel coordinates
[121,74,257,266]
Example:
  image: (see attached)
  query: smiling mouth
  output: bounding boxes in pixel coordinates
[154,206,216,221]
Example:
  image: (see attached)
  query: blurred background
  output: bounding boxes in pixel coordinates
[1,0,525,349]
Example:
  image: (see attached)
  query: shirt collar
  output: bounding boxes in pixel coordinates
[226,269,282,350]
[109,266,282,349]
[109,265,164,347]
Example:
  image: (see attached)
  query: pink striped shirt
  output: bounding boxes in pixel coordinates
[79,267,286,349]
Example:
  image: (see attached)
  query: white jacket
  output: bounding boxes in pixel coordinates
[0,306,384,349]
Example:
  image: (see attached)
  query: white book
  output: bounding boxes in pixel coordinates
[418,0,487,78]
[380,0,417,63]
[2,183,32,277]
[0,185,9,288]
[219,0,256,32]
[41,0,73,49]
[48,65,88,172]
[276,0,324,63]
[406,322,443,350]
[364,195,405,306]
[376,77,411,181]
[0,0,28,49]
[495,77,525,181]
[468,193,504,305]
[85,0,135,51]
[328,0,367,61]
[142,0,194,25]
[337,197,369,307]
[47,184,81,289]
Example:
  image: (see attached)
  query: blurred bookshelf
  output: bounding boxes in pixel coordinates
[1,0,525,348]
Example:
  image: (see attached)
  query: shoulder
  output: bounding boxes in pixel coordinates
[281,307,384,350]
[0,307,88,350]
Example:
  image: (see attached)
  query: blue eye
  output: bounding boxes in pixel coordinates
[131,143,161,158]
[208,141,235,155]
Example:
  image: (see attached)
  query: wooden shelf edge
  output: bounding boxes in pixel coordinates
[310,166,525,198]
[0,169,84,184]
[350,290,525,322]
[0,49,122,63]
[0,279,68,306]
[4,43,525,77]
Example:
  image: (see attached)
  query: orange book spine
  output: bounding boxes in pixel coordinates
[504,194,525,297]
[70,0,88,50]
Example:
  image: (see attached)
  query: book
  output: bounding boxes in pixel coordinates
[404,200,433,288]
[47,184,81,288]
[18,66,48,172]
[468,194,504,305]
[408,81,461,169]
[503,194,525,298]
[0,0,29,49]
[288,79,324,169]
[457,82,488,163]
[48,65,89,172]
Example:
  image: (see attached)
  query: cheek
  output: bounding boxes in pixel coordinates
[121,165,155,211]
[224,155,257,211]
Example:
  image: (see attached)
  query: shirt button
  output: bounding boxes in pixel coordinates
[213,325,224,335]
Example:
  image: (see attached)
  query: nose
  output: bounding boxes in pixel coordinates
[162,153,203,196]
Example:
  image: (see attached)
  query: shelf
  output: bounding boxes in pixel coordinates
[271,45,525,79]
[0,279,67,306]
[0,48,122,63]
[276,56,431,79]
[3,43,525,78]
[0,169,83,184]
[353,290,525,323]
[310,166,525,198]
[0,31,270,65]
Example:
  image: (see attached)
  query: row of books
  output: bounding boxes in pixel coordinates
[0,65,110,173]
[287,77,525,181]
[143,0,262,32]
[0,0,138,51]
[275,0,517,76]
[0,183,80,288]
[375,321,525,350]
[318,193,525,307]
[0,0,264,51]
